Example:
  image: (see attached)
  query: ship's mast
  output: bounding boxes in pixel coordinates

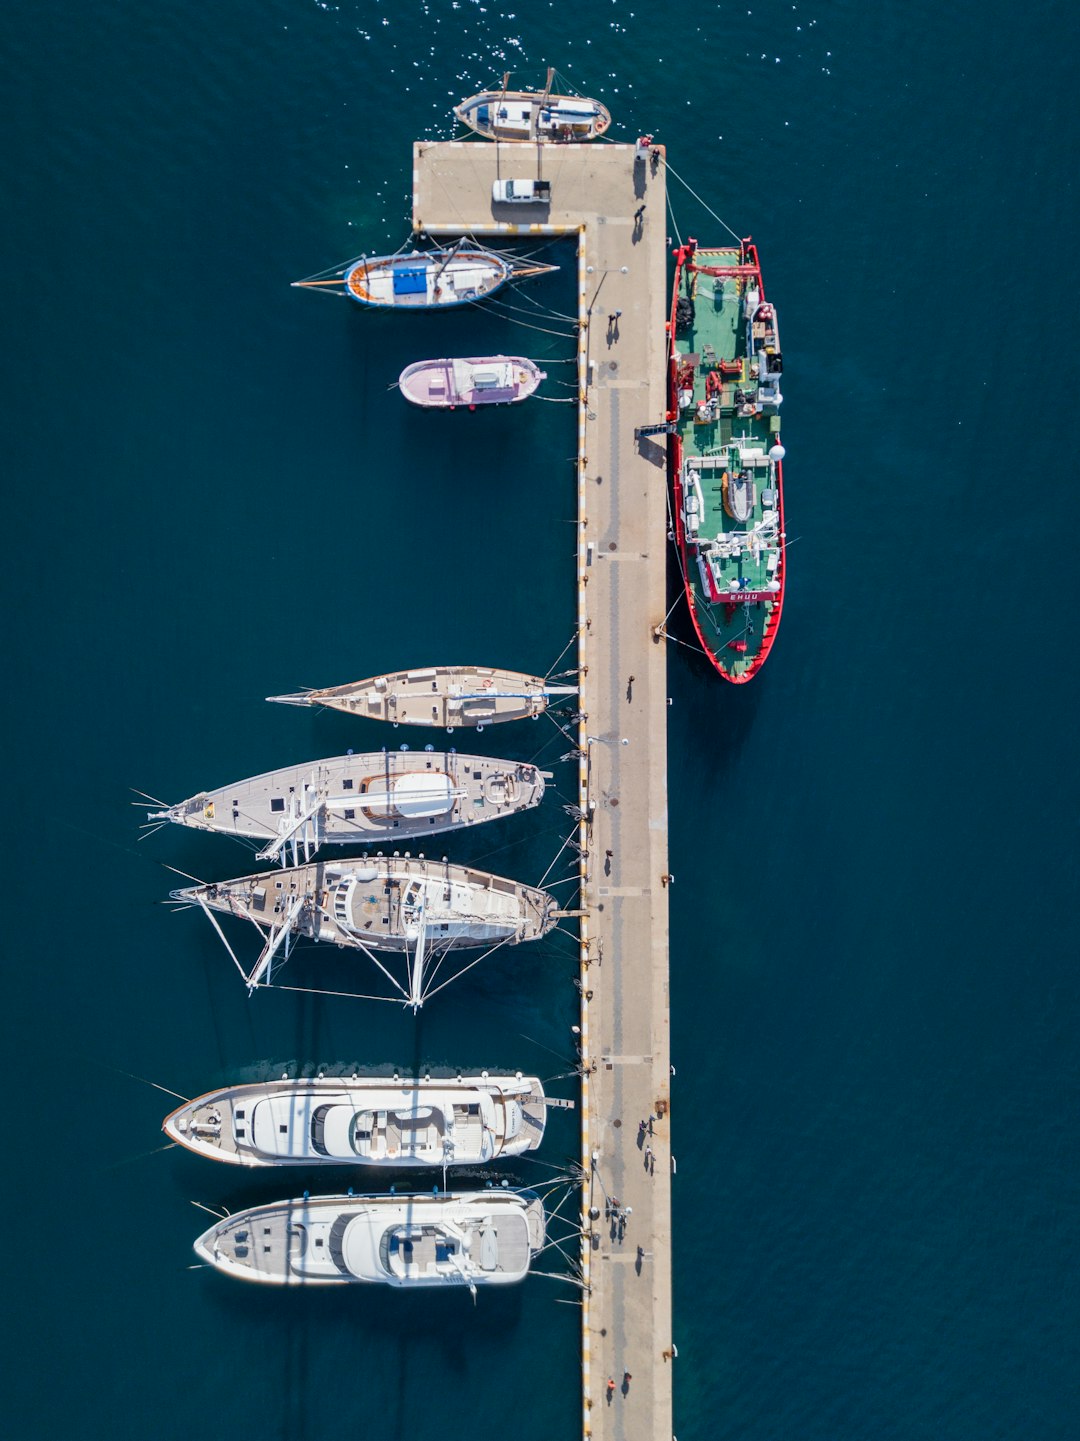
[408,889,428,1012]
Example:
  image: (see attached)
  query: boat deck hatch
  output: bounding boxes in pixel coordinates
[393,267,428,295]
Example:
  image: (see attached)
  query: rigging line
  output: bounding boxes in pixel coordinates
[96,1063,190,1103]
[259,981,404,1004]
[482,299,574,330]
[191,1200,229,1220]
[518,1154,581,1176]
[411,929,465,996]
[456,818,578,871]
[520,1032,574,1064]
[657,590,688,631]
[482,291,578,328]
[536,1234,578,1269]
[461,295,576,339]
[662,628,713,658]
[130,786,169,806]
[530,1175,577,1204]
[543,1182,579,1229]
[100,1141,177,1173]
[537,823,583,889]
[545,630,580,680]
[419,935,514,1004]
[542,706,578,747]
[314,916,410,1001]
[531,1270,589,1290]
[294,251,371,284]
[664,160,743,245]
[665,186,684,251]
[549,923,582,942]
[526,726,572,768]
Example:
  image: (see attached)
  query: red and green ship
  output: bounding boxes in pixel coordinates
[667,239,786,682]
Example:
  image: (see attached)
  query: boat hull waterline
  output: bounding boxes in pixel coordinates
[267,665,577,730]
[165,1073,547,1167]
[194,1189,546,1287]
[667,238,787,683]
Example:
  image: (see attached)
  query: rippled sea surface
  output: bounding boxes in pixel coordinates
[2,1,1076,1437]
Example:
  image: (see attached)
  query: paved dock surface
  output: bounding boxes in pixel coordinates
[414,140,673,1441]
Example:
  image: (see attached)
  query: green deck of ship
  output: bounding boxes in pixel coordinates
[673,247,783,675]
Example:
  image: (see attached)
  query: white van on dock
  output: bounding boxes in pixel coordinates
[492,178,552,205]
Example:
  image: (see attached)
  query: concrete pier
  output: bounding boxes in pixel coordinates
[414,139,673,1441]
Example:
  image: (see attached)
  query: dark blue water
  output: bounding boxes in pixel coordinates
[3,2,1076,1437]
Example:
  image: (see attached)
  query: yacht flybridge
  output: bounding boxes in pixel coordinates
[165,1073,548,1167]
[194,1189,546,1289]
[172,854,558,1008]
[268,665,577,730]
[146,751,547,864]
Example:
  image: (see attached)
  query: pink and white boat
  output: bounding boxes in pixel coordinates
[398,355,546,409]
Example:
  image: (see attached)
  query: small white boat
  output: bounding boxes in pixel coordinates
[456,70,610,143]
[194,1189,546,1289]
[267,665,577,730]
[398,356,546,409]
[165,1073,548,1167]
[146,750,547,864]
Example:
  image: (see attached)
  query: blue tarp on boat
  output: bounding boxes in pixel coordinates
[393,265,428,296]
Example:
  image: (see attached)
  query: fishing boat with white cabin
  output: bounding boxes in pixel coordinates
[398,356,546,409]
[145,750,547,864]
[293,238,556,310]
[172,853,558,1007]
[268,665,576,730]
[456,69,610,143]
[165,1072,548,1168]
[194,1188,546,1290]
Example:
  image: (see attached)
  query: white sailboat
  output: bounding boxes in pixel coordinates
[171,853,559,1009]
[267,664,576,730]
[146,750,547,865]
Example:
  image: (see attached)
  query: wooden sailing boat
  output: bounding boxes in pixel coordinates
[267,664,577,730]
[293,237,557,310]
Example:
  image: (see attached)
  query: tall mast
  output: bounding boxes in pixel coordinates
[409,889,428,1012]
